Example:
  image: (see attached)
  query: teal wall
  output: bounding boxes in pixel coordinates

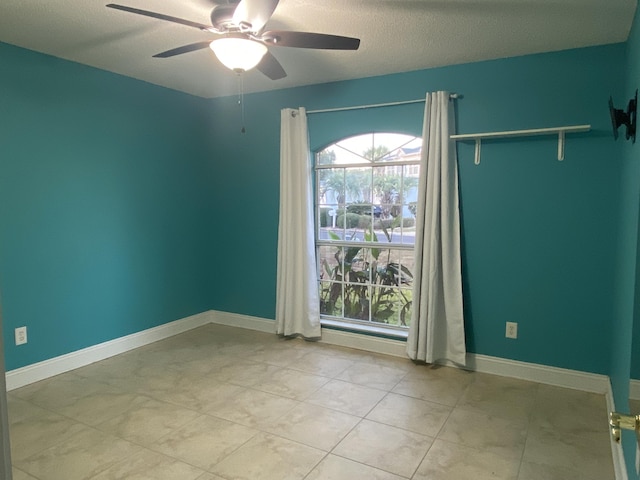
[626,0,640,415]
[209,44,625,375]
[633,307,640,382]
[2,24,639,476]
[0,43,216,371]
[0,39,632,383]
[615,2,640,476]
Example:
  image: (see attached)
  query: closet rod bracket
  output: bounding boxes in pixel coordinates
[474,139,481,165]
[451,124,590,165]
[558,130,565,161]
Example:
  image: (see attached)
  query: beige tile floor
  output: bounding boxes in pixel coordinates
[7,324,614,480]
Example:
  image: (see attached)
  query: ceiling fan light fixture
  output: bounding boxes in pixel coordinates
[210,37,267,73]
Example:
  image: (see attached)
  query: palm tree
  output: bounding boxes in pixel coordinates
[363,145,390,162]
[317,149,336,165]
[318,169,345,204]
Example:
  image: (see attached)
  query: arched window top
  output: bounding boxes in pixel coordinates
[316,132,421,166]
[314,130,422,329]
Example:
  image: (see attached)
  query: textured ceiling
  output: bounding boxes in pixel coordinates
[0,0,636,98]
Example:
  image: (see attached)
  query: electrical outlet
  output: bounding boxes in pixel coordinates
[15,326,27,345]
[505,322,518,339]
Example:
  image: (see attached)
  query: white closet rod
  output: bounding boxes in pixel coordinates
[451,124,591,164]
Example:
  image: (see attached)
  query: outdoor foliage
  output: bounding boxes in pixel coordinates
[316,136,421,328]
[336,212,368,229]
[319,223,414,327]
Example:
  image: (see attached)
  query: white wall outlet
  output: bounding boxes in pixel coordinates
[15,326,27,345]
[505,322,518,339]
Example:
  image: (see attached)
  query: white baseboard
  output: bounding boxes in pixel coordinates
[630,379,640,401]
[208,310,275,333]
[207,311,410,358]
[466,354,610,394]
[606,380,629,480]
[319,327,408,357]
[5,312,211,391]
[5,309,613,398]
[208,311,610,394]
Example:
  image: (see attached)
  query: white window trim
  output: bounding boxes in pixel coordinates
[315,133,421,333]
[320,318,409,340]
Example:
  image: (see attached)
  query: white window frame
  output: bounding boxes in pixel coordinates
[314,133,421,333]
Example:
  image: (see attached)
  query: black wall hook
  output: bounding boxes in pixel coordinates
[609,90,637,143]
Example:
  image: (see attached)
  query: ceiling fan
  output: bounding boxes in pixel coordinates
[106,0,361,80]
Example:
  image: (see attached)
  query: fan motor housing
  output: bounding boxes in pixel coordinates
[210,4,236,31]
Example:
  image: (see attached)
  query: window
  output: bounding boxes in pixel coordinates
[315,133,421,331]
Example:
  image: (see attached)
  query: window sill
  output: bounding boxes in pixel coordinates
[320,319,408,341]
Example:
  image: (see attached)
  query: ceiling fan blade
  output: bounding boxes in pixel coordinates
[106,4,211,31]
[260,31,360,50]
[153,41,212,58]
[256,51,286,80]
[232,0,279,32]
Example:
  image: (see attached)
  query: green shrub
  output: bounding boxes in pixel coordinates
[358,215,373,228]
[346,204,372,215]
[375,218,394,230]
[318,207,331,227]
[374,217,415,229]
[337,213,365,228]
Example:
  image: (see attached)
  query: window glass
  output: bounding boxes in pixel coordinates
[315,133,421,330]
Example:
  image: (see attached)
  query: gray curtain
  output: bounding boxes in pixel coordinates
[275,107,322,339]
[406,91,466,365]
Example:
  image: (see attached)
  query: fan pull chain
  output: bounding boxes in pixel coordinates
[237,72,246,134]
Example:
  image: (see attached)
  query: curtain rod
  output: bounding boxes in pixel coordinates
[307,93,461,115]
